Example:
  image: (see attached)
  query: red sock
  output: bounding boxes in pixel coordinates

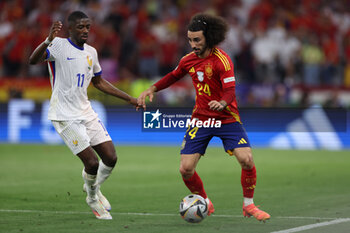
[241,166,256,198]
[182,171,207,199]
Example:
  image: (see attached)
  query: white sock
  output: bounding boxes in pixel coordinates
[96,160,114,189]
[243,197,254,206]
[82,169,97,200]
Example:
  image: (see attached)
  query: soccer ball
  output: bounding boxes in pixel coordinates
[179,194,208,223]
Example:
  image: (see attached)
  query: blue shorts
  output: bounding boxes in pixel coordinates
[180,122,251,156]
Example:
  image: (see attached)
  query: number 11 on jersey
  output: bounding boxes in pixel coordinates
[77,73,85,87]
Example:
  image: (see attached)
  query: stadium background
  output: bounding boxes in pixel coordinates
[0,0,349,149]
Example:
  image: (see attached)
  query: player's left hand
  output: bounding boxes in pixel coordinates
[208,100,226,111]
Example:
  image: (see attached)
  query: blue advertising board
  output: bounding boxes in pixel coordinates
[0,100,349,150]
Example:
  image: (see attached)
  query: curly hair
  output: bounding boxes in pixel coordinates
[188,13,228,48]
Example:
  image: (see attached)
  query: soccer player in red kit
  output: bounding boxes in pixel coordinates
[138,13,270,222]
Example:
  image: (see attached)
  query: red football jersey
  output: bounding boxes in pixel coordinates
[172,47,241,124]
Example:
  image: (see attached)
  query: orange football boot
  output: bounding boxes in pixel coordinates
[243,203,270,222]
[206,198,215,216]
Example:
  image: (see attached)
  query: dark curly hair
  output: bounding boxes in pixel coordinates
[188,13,228,48]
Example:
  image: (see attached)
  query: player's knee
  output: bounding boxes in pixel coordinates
[100,151,117,167]
[239,154,254,169]
[86,157,99,173]
[105,147,117,167]
[108,153,117,167]
[179,166,195,179]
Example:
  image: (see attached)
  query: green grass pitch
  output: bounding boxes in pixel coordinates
[0,144,350,233]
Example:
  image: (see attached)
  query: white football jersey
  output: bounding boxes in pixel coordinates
[46,37,101,120]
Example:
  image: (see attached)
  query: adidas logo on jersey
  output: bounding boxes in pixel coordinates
[189,67,195,73]
[238,138,247,145]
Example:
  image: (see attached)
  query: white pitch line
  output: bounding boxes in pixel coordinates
[0,209,344,221]
[0,209,91,215]
[270,218,350,233]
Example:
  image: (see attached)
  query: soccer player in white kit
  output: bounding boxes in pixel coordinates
[29,11,140,220]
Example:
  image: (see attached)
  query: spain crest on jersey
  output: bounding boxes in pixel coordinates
[205,63,213,78]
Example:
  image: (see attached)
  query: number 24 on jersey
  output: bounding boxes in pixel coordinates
[197,83,211,96]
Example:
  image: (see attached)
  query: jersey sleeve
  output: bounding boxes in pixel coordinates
[45,37,61,61]
[171,57,187,78]
[92,47,102,77]
[217,53,235,88]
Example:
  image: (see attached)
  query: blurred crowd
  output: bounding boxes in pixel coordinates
[1,0,350,107]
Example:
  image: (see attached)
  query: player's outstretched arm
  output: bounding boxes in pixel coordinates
[137,86,157,110]
[136,72,180,109]
[29,21,62,64]
[92,75,142,108]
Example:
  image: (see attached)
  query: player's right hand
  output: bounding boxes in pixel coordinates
[48,21,63,41]
[130,97,144,111]
[137,86,156,110]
